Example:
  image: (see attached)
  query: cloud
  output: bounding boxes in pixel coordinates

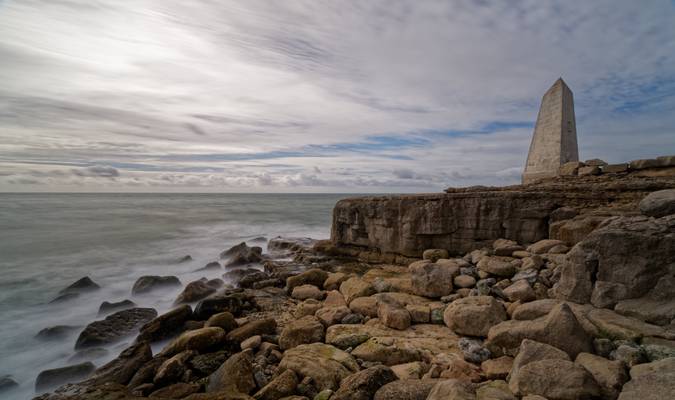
[1,1,675,192]
[71,166,120,178]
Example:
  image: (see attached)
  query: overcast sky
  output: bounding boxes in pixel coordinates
[1,0,674,192]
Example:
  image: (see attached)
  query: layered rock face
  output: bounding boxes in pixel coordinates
[331,174,675,261]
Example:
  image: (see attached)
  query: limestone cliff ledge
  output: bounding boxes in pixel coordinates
[329,172,675,263]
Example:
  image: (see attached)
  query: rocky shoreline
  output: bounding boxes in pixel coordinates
[12,185,675,400]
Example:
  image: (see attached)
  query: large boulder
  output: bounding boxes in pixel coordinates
[132,276,181,295]
[486,303,592,358]
[279,316,325,350]
[553,215,675,324]
[617,357,675,400]
[58,277,100,295]
[443,296,507,337]
[332,365,398,400]
[221,242,264,267]
[639,189,675,217]
[75,307,157,349]
[409,260,459,298]
[477,257,517,277]
[97,299,136,316]
[207,351,255,394]
[509,359,600,400]
[137,305,193,342]
[278,343,360,391]
[35,362,96,392]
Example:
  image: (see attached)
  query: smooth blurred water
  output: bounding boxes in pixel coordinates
[0,193,352,399]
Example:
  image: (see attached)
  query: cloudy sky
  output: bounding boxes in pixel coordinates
[1,0,674,192]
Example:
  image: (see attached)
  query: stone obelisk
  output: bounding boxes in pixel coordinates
[522,78,579,184]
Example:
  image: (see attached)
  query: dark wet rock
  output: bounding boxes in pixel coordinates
[150,382,200,398]
[49,292,80,304]
[159,327,226,357]
[177,255,193,263]
[332,365,397,400]
[251,278,284,289]
[195,261,221,272]
[86,342,152,386]
[0,376,19,393]
[137,305,193,343]
[206,351,255,394]
[59,277,100,296]
[132,276,181,295]
[36,325,80,340]
[238,271,272,288]
[68,348,110,363]
[98,300,136,316]
[227,318,277,344]
[189,350,231,376]
[75,307,158,349]
[153,350,195,386]
[128,356,167,389]
[268,237,318,255]
[35,362,96,392]
[174,279,217,304]
[194,291,251,320]
[286,268,329,292]
[221,242,264,267]
[204,311,238,332]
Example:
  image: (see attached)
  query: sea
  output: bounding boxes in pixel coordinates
[0,193,355,400]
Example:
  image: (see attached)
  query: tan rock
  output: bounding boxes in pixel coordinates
[378,303,411,330]
[508,339,570,382]
[373,379,441,400]
[503,280,536,302]
[423,249,450,262]
[493,239,524,256]
[323,272,350,291]
[294,299,322,318]
[205,311,238,331]
[349,296,378,318]
[575,352,627,400]
[390,362,427,380]
[409,260,458,298]
[253,369,298,400]
[509,359,600,400]
[291,284,324,301]
[241,335,261,351]
[617,357,675,400]
[477,257,516,277]
[481,356,513,380]
[527,239,565,254]
[278,343,360,391]
[438,355,482,382]
[444,296,507,337]
[207,351,256,394]
[315,306,351,327]
[454,275,476,288]
[323,290,347,307]
[279,316,324,350]
[340,277,376,305]
[426,379,476,400]
[406,304,430,323]
[286,269,329,292]
[476,380,516,400]
[511,299,559,320]
[486,303,592,358]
